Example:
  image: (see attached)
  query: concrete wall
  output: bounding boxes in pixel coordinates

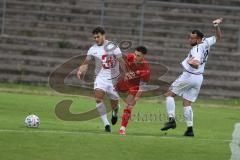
[0,0,239,98]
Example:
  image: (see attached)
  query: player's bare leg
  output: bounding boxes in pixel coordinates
[95,89,111,132]
[161,90,177,131]
[183,99,194,137]
[110,99,119,125]
[119,94,136,135]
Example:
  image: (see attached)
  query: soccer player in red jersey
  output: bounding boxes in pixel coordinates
[116,46,150,135]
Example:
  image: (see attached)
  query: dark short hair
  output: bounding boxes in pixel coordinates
[92,26,105,35]
[191,30,204,39]
[135,46,147,55]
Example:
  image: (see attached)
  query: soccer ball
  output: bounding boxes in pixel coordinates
[25,114,40,128]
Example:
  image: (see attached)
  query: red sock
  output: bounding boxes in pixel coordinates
[121,108,132,127]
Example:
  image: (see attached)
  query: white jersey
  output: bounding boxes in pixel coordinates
[181,36,216,74]
[86,40,122,80]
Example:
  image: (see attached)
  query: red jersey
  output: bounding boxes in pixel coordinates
[116,53,150,95]
[125,53,150,85]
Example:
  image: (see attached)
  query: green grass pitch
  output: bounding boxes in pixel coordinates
[0,83,239,160]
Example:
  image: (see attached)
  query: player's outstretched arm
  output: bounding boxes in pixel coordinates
[76,59,89,80]
[213,18,223,42]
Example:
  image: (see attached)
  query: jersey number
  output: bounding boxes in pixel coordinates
[102,54,116,69]
[202,50,209,64]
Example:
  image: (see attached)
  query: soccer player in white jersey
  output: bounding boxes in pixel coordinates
[161,18,223,136]
[76,27,126,132]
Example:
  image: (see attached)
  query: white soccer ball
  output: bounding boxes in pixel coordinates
[25,114,40,128]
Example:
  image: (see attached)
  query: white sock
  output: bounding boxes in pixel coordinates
[184,106,193,127]
[96,102,110,126]
[166,96,175,118]
[120,126,126,131]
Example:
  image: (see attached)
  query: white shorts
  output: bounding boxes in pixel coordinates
[94,76,119,100]
[169,72,203,102]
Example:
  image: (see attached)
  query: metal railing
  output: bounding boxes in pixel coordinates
[98,0,240,50]
[238,28,240,51]
[100,0,105,26]
[1,0,6,35]
[139,0,146,45]
[1,0,240,50]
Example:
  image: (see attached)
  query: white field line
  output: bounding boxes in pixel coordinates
[230,123,240,160]
[0,129,235,143]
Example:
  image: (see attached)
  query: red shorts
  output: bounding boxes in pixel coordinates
[116,79,139,96]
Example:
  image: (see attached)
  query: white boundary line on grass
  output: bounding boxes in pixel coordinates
[0,129,235,143]
[230,123,240,160]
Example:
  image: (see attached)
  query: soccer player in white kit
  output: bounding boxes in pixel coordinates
[77,27,126,132]
[161,18,223,136]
